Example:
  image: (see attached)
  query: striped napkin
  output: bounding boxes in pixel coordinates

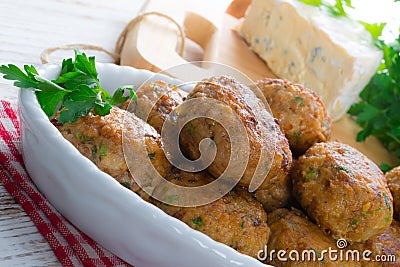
[0,99,132,267]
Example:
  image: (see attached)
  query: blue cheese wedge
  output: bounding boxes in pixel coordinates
[238,0,382,120]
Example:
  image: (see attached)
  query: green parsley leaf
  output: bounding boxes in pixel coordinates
[354,105,381,125]
[298,0,322,6]
[110,86,136,105]
[58,85,98,123]
[74,49,98,81]
[60,58,74,75]
[298,0,353,17]
[191,216,203,228]
[348,33,400,163]
[380,163,393,173]
[120,181,131,189]
[343,0,353,7]
[304,167,318,181]
[99,144,107,157]
[36,90,68,117]
[329,0,346,16]
[63,72,98,90]
[35,75,68,93]
[383,193,392,212]
[24,65,39,79]
[333,165,352,175]
[0,49,138,124]
[0,64,39,88]
[93,102,112,116]
[59,100,92,123]
[351,218,359,226]
[359,22,386,41]
[110,87,128,105]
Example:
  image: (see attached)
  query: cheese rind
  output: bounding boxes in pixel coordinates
[238,0,382,121]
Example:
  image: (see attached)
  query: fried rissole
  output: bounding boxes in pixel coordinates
[385,166,400,221]
[292,141,393,242]
[255,78,331,156]
[55,107,171,200]
[266,208,359,267]
[180,75,292,191]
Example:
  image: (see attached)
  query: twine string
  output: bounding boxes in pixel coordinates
[40,12,185,65]
[41,44,119,64]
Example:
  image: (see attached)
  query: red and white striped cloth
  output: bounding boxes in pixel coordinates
[0,99,132,267]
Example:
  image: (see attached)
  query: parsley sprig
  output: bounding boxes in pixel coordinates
[298,0,353,17]
[0,50,137,123]
[348,33,400,166]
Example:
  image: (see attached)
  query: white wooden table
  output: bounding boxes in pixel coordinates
[0,1,146,265]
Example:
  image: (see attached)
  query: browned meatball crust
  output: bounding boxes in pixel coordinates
[255,78,331,155]
[180,75,292,190]
[253,172,293,212]
[55,107,171,199]
[134,80,187,133]
[292,141,393,242]
[151,169,270,258]
[350,220,400,267]
[266,208,359,267]
[385,166,400,221]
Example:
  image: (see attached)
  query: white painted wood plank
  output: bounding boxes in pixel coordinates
[0,186,61,266]
[0,0,147,266]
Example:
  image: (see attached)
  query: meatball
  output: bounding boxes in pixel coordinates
[253,172,293,212]
[385,166,400,221]
[350,220,400,267]
[292,141,393,242]
[134,80,187,133]
[266,208,359,266]
[255,78,331,155]
[150,168,270,258]
[180,75,292,190]
[55,107,171,199]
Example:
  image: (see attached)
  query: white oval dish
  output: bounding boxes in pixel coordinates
[19,63,268,267]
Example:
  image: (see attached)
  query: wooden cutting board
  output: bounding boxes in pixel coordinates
[118,0,398,166]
